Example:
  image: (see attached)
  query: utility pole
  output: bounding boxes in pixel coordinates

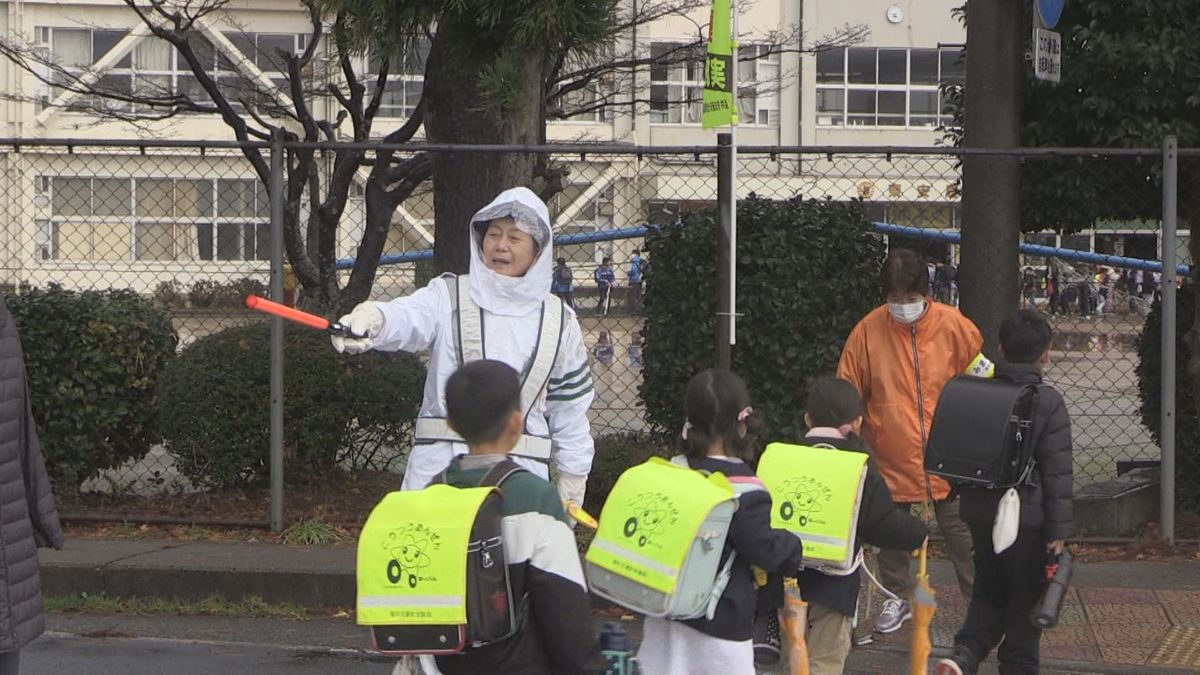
[959,0,1025,357]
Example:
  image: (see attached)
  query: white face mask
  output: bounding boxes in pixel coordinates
[888,299,926,324]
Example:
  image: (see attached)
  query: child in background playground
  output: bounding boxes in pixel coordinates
[636,369,804,675]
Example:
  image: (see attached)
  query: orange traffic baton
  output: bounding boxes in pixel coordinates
[244,295,366,339]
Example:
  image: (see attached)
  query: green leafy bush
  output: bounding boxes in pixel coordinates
[156,322,424,488]
[7,287,178,488]
[639,195,885,448]
[1137,283,1199,511]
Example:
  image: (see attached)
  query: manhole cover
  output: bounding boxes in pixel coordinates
[1148,626,1200,669]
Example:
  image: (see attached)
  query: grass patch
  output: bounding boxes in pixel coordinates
[280,517,345,546]
[45,592,311,620]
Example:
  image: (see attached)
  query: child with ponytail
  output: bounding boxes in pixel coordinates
[636,369,805,675]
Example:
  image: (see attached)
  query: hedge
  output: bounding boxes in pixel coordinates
[156,321,424,488]
[6,287,178,488]
[1137,283,1199,511]
[639,195,886,448]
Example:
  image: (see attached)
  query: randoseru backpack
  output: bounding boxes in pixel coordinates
[925,374,1039,489]
[357,460,523,655]
[585,456,762,621]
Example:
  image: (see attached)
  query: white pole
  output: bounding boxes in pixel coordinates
[729,0,739,345]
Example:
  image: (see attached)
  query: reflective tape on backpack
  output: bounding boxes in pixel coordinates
[356,485,494,626]
[585,457,734,595]
[757,443,869,572]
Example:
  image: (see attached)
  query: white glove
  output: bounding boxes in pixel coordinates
[556,471,588,511]
[330,301,385,354]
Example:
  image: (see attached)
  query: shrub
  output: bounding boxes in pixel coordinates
[152,280,187,307]
[639,195,886,448]
[6,287,178,488]
[1137,282,1199,511]
[188,279,222,308]
[156,321,424,488]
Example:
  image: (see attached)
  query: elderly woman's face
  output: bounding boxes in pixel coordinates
[481,217,537,277]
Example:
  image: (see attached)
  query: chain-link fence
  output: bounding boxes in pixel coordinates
[0,138,1188,538]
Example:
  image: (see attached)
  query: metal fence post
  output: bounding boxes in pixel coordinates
[1160,136,1177,544]
[269,129,285,533]
[716,133,733,370]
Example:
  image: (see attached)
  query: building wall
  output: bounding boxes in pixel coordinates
[0,0,968,290]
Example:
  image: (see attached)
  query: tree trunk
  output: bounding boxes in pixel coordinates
[959,0,1024,358]
[422,19,545,274]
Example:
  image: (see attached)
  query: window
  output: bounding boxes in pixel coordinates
[36,26,310,111]
[40,176,268,262]
[650,41,779,126]
[737,45,780,126]
[365,38,429,119]
[816,46,965,128]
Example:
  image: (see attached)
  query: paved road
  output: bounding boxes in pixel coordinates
[24,634,393,675]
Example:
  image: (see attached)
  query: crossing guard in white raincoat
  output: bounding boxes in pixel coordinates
[331,187,595,507]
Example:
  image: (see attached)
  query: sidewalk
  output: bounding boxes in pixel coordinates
[39,539,1200,672]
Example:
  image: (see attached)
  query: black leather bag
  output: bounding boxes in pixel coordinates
[925,375,1038,488]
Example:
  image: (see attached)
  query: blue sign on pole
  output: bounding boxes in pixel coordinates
[1037,0,1066,29]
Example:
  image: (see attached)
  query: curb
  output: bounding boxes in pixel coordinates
[862,643,1200,675]
[41,561,355,609]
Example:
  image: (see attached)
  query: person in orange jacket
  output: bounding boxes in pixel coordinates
[837,249,989,635]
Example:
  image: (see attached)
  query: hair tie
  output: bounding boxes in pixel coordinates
[737,407,754,422]
[681,421,692,440]
[837,423,855,437]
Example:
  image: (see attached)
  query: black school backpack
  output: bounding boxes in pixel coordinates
[925,375,1039,489]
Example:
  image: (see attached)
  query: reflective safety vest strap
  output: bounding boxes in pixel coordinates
[413,418,553,461]
[444,275,566,421]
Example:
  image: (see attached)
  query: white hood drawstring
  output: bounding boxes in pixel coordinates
[468,187,554,317]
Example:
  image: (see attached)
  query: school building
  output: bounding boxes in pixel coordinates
[0,0,1178,292]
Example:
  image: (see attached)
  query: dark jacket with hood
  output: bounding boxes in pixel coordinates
[959,363,1074,542]
[0,295,65,653]
[793,430,928,617]
[681,455,804,642]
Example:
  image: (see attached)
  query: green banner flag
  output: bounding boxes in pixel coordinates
[702,0,737,128]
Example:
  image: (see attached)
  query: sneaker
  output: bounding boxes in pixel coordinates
[934,658,964,675]
[874,598,912,633]
[752,611,781,666]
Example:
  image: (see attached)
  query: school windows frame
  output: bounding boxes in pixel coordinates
[35,25,312,112]
[35,176,270,263]
[648,41,780,126]
[815,46,964,128]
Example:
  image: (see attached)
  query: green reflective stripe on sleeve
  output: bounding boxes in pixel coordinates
[549,363,589,385]
[547,384,593,402]
[549,372,592,394]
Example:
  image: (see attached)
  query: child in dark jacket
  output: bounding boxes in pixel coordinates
[937,310,1074,675]
[434,360,604,675]
[636,369,805,675]
[797,375,928,674]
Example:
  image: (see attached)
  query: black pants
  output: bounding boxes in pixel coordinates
[954,522,1047,675]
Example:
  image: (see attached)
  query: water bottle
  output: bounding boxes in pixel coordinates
[1030,549,1073,629]
[600,622,633,675]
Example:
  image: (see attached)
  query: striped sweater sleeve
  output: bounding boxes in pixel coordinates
[502,477,604,673]
[544,312,596,477]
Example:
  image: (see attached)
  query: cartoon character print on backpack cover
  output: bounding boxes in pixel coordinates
[382,524,441,589]
[776,476,833,527]
[622,492,679,548]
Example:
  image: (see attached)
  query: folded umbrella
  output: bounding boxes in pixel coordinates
[910,541,936,675]
[781,577,810,675]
